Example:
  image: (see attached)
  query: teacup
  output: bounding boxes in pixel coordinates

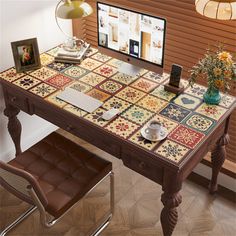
[144,121,164,139]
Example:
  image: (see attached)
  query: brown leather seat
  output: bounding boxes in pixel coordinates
[0,132,114,236]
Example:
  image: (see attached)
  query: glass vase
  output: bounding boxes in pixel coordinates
[203,87,221,105]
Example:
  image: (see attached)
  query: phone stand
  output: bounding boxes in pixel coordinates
[164,82,185,95]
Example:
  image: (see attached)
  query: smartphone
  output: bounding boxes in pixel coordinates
[169,64,183,87]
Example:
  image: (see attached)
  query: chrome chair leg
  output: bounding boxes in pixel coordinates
[90,171,115,236]
[0,205,37,236]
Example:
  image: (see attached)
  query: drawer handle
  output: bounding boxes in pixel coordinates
[139,161,146,169]
[66,125,73,131]
[10,97,16,102]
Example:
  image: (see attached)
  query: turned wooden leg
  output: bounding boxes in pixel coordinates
[4,104,22,156]
[161,171,182,236]
[209,134,230,194]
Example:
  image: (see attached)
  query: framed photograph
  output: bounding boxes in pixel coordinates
[11,38,41,73]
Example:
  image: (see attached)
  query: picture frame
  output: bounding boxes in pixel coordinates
[11,38,41,73]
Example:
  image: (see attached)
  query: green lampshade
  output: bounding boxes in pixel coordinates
[56,0,93,19]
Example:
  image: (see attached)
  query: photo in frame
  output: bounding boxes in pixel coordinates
[11,38,41,73]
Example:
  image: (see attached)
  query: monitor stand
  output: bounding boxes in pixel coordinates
[118,62,142,77]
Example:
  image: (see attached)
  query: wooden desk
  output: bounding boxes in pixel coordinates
[1,47,235,236]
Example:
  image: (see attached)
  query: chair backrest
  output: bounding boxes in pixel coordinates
[0,161,48,207]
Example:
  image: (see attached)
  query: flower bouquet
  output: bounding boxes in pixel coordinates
[189,45,236,105]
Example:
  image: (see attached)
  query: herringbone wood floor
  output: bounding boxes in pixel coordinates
[0,130,235,236]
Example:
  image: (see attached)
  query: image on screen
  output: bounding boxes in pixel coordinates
[97,2,166,67]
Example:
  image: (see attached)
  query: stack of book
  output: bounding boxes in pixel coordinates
[54,43,90,64]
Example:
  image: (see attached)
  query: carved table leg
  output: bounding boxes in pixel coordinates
[161,171,182,236]
[4,104,22,156]
[209,134,230,194]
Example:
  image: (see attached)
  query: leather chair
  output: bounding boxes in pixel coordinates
[0,132,114,236]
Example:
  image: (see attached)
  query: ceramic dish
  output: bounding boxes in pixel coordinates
[141,125,168,142]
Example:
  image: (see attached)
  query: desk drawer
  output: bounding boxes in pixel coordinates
[7,90,29,113]
[122,151,163,184]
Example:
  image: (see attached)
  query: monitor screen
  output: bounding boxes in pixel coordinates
[97,2,166,69]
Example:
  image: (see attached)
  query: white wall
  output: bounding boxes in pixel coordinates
[0,0,72,161]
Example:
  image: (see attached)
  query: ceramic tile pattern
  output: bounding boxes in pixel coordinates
[98,80,123,94]
[63,66,88,79]
[121,105,154,125]
[1,47,233,167]
[105,117,139,139]
[155,140,189,163]
[168,125,205,149]
[45,74,72,89]
[0,68,24,82]
[137,95,168,112]
[29,83,57,98]
[13,75,41,90]
[151,85,176,101]
[173,93,202,110]
[30,67,58,81]
[131,78,158,92]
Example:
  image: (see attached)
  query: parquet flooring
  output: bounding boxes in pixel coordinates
[0,129,235,236]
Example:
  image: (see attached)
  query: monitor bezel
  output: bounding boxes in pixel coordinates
[97,1,167,73]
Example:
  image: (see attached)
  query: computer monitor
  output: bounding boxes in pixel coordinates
[97,1,166,76]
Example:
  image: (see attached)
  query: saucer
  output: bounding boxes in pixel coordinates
[141,125,168,142]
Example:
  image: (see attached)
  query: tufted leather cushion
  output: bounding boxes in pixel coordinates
[8,132,112,218]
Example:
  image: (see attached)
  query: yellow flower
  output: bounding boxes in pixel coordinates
[218,51,233,64]
[214,79,224,89]
[213,67,222,77]
[224,70,232,79]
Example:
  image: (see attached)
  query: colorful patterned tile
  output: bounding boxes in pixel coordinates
[30,67,58,81]
[0,68,24,82]
[143,71,169,83]
[45,91,67,108]
[84,108,109,127]
[219,93,235,108]
[47,62,71,72]
[46,47,59,57]
[129,130,159,150]
[63,66,88,79]
[168,125,205,149]
[137,95,168,112]
[195,103,227,121]
[116,87,146,103]
[98,80,123,94]
[40,53,54,66]
[185,84,206,98]
[111,72,138,85]
[121,105,154,125]
[149,115,179,133]
[91,52,111,63]
[183,113,215,134]
[160,103,191,122]
[45,74,72,89]
[94,64,117,78]
[79,72,106,86]
[13,75,41,90]
[131,78,158,92]
[155,140,189,163]
[86,89,110,102]
[106,58,123,68]
[29,83,57,98]
[102,97,132,112]
[105,117,139,139]
[79,58,103,71]
[63,104,87,117]
[86,47,98,57]
[173,94,202,110]
[69,81,92,93]
[151,85,176,101]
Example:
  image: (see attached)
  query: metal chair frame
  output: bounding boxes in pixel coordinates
[0,171,114,236]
